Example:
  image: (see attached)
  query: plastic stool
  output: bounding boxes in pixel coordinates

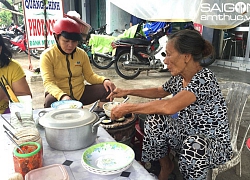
[229,32,245,59]
[131,123,145,160]
[220,37,231,59]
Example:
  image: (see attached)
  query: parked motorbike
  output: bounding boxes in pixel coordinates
[2,24,41,59]
[2,24,24,53]
[90,24,141,69]
[82,24,127,69]
[112,22,215,80]
[79,24,113,61]
[110,23,171,79]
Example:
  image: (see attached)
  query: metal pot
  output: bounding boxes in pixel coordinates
[39,108,104,151]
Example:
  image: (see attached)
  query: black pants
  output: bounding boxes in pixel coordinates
[44,84,110,108]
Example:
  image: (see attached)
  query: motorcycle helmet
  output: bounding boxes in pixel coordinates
[53,18,82,41]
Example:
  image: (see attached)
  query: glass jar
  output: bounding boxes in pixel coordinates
[14,127,43,155]
[13,142,43,178]
[9,96,34,129]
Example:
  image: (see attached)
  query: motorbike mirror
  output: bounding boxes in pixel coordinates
[161,52,166,57]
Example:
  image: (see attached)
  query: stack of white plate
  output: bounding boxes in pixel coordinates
[81,142,135,175]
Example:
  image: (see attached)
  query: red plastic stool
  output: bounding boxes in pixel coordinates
[135,123,144,150]
[246,138,250,151]
[131,122,145,160]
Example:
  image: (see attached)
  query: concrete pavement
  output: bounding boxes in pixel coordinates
[15,53,250,180]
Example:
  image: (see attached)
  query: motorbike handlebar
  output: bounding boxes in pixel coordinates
[95,24,107,34]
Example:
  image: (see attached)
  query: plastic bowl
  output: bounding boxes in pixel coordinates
[103,102,120,117]
[51,100,83,109]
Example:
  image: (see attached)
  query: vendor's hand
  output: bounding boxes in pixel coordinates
[110,103,127,120]
[107,88,127,100]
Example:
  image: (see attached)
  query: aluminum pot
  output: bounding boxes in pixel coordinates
[39,108,104,151]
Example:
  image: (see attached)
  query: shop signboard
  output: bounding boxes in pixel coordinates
[22,0,64,48]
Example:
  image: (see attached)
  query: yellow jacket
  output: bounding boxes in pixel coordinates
[40,45,106,100]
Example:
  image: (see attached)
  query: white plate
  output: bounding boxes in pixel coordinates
[82,142,134,175]
[81,160,133,175]
[51,100,83,109]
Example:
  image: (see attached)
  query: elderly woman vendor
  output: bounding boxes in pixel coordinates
[108,30,233,180]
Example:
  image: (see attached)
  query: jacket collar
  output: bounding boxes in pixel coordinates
[57,44,76,59]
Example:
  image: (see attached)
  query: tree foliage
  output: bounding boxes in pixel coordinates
[0,0,22,26]
[0,10,12,26]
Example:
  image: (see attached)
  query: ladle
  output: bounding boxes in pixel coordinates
[4,131,25,154]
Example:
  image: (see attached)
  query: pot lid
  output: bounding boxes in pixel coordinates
[39,108,98,129]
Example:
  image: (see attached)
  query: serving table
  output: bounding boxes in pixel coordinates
[0,109,155,180]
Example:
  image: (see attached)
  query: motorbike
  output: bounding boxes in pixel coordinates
[109,23,171,79]
[2,24,41,59]
[111,22,215,80]
[79,24,114,62]
[2,24,25,53]
[83,24,127,67]
[90,24,140,69]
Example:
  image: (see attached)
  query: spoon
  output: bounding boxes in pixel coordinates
[15,112,22,123]
[4,131,25,154]
[122,96,130,103]
[89,101,98,112]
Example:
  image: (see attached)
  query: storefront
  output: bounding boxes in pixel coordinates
[216,21,250,71]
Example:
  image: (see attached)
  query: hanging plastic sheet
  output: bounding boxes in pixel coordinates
[110,0,250,29]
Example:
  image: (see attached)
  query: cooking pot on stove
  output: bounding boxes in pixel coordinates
[39,108,104,151]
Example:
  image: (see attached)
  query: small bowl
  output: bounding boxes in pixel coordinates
[103,102,120,117]
[51,100,83,109]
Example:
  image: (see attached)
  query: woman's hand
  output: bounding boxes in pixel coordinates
[103,79,116,101]
[103,79,116,92]
[61,95,72,100]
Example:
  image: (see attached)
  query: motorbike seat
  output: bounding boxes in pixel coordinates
[118,38,151,46]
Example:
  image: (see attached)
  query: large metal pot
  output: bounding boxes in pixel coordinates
[39,108,104,151]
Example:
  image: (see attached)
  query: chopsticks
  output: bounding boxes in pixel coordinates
[3,125,19,140]
[1,114,15,129]
[0,75,19,102]
[4,131,25,153]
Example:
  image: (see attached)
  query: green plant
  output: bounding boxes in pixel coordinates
[0,0,23,26]
[0,10,12,26]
